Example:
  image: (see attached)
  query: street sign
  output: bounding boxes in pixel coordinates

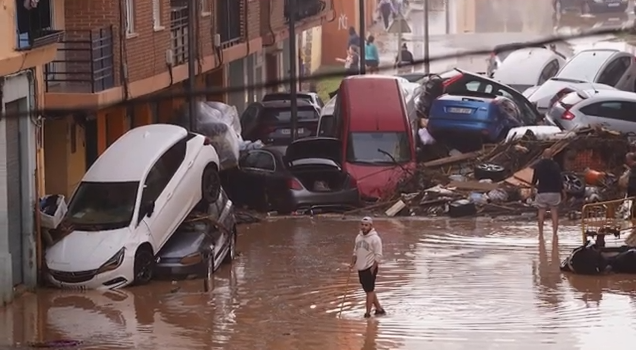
[387,16,412,34]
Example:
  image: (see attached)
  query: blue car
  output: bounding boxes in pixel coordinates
[427,93,530,145]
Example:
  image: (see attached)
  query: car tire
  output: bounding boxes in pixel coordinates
[223,226,237,264]
[563,172,586,197]
[133,246,155,285]
[474,163,507,182]
[201,163,221,204]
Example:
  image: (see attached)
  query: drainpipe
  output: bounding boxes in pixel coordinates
[288,0,298,141]
[187,0,198,131]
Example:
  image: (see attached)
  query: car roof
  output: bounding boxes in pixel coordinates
[582,89,636,100]
[556,49,619,81]
[83,124,188,182]
[437,93,497,102]
[494,48,558,84]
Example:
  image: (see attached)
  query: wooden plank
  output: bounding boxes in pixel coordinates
[504,167,534,187]
[422,151,482,167]
[447,180,499,192]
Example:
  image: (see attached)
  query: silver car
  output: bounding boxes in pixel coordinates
[493,48,566,92]
[556,49,636,90]
[546,89,636,132]
[524,78,616,113]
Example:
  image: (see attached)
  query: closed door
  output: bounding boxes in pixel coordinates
[5,99,25,285]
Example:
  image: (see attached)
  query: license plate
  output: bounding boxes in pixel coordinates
[448,107,472,114]
[280,129,303,135]
[608,3,619,6]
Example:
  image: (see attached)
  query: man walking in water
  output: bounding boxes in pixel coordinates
[350,217,385,318]
[532,149,565,236]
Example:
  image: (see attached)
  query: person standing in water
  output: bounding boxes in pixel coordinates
[378,0,395,30]
[350,217,386,318]
[365,35,380,74]
[531,149,565,236]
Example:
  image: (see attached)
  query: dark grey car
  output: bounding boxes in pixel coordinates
[553,0,628,13]
[155,190,236,279]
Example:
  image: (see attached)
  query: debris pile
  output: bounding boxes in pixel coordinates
[370,127,630,218]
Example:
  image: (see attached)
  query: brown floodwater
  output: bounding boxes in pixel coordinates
[2,217,636,350]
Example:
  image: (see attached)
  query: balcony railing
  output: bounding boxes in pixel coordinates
[170,1,189,65]
[44,27,115,93]
[15,0,63,50]
[284,0,326,23]
[217,0,242,47]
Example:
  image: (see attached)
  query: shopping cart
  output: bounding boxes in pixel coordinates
[580,197,636,246]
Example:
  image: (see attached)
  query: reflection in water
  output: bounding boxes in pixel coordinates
[2,218,636,349]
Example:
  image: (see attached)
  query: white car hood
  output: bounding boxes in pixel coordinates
[46,228,131,271]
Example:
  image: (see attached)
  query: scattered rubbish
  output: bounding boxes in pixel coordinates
[39,194,67,229]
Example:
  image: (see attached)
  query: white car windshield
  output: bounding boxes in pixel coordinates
[557,51,614,82]
[65,181,139,231]
[346,132,411,164]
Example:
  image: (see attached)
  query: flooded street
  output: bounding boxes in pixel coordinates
[3,218,636,349]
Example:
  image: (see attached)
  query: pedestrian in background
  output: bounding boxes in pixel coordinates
[395,43,414,73]
[337,45,360,76]
[365,35,380,74]
[378,0,395,30]
[347,27,362,49]
[350,217,386,318]
[531,148,565,236]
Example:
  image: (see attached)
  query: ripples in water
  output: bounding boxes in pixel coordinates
[2,218,636,349]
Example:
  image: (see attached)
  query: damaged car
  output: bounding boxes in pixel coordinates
[223,137,360,213]
[46,124,222,290]
[155,189,236,279]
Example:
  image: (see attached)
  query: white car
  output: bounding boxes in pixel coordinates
[555,48,636,91]
[46,124,221,289]
[493,48,566,93]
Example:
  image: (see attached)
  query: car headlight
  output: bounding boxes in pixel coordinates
[97,248,125,274]
[180,252,203,265]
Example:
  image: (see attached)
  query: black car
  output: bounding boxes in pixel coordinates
[222,137,360,214]
[155,190,237,279]
[553,0,628,13]
[240,100,321,146]
[262,91,324,110]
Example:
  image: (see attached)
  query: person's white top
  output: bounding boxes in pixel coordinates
[353,229,383,271]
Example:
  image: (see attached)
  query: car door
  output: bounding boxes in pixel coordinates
[597,57,630,89]
[239,150,276,211]
[139,138,187,249]
[578,100,636,133]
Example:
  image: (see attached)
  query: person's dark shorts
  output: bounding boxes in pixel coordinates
[358,267,378,293]
[366,60,379,68]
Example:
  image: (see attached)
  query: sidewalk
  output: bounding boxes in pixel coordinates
[367,5,415,75]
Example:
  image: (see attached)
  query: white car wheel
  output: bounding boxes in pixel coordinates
[201,164,221,204]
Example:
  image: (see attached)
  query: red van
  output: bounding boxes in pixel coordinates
[318,75,418,200]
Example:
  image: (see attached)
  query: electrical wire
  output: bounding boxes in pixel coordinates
[2,23,633,120]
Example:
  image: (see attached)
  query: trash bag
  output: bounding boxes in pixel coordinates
[562,244,606,275]
[609,248,636,273]
[174,102,240,170]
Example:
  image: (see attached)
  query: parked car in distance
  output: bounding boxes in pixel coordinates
[46,124,222,290]
[428,92,533,150]
[546,89,636,132]
[524,77,617,113]
[555,49,636,91]
[155,189,236,279]
[486,43,553,76]
[317,75,417,200]
[240,100,320,146]
[222,138,360,213]
[262,91,324,110]
[553,0,628,13]
[493,48,566,92]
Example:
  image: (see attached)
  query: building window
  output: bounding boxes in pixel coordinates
[125,0,135,35]
[152,0,162,29]
[200,0,211,15]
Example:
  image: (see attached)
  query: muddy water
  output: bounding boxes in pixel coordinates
[3,218,636,349]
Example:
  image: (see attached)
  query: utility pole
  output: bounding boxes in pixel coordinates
[288,0,298,140]
[358,0,366,74]
[187,0,197,131]
[423,0,430,73]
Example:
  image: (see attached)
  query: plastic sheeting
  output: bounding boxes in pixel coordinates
[175,102,242,170]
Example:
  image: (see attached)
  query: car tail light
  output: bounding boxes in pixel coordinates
[203,137,213,146]
[549,88,572,108]
[443,73,463,87]
[561,111,575,120]
[348,176,357,188]
[288,178,303,190]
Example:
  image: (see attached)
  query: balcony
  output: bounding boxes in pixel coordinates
[170,0,189,65]
[217,0,242,48]
[284,0,326,23]
[44,27,115,93]
[15,0,63,51]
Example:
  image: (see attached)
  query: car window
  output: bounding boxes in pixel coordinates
[240,104,259,129]
[557,50,615,81]
[460,79,537,123]
[261,107,318,122]
[579,101,626,120]
[241,151,276,171]
[539,60,560,84]
[141,138,187,206]
[597,58,629,86]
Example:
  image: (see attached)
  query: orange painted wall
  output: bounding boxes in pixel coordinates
[321,0,377,67]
